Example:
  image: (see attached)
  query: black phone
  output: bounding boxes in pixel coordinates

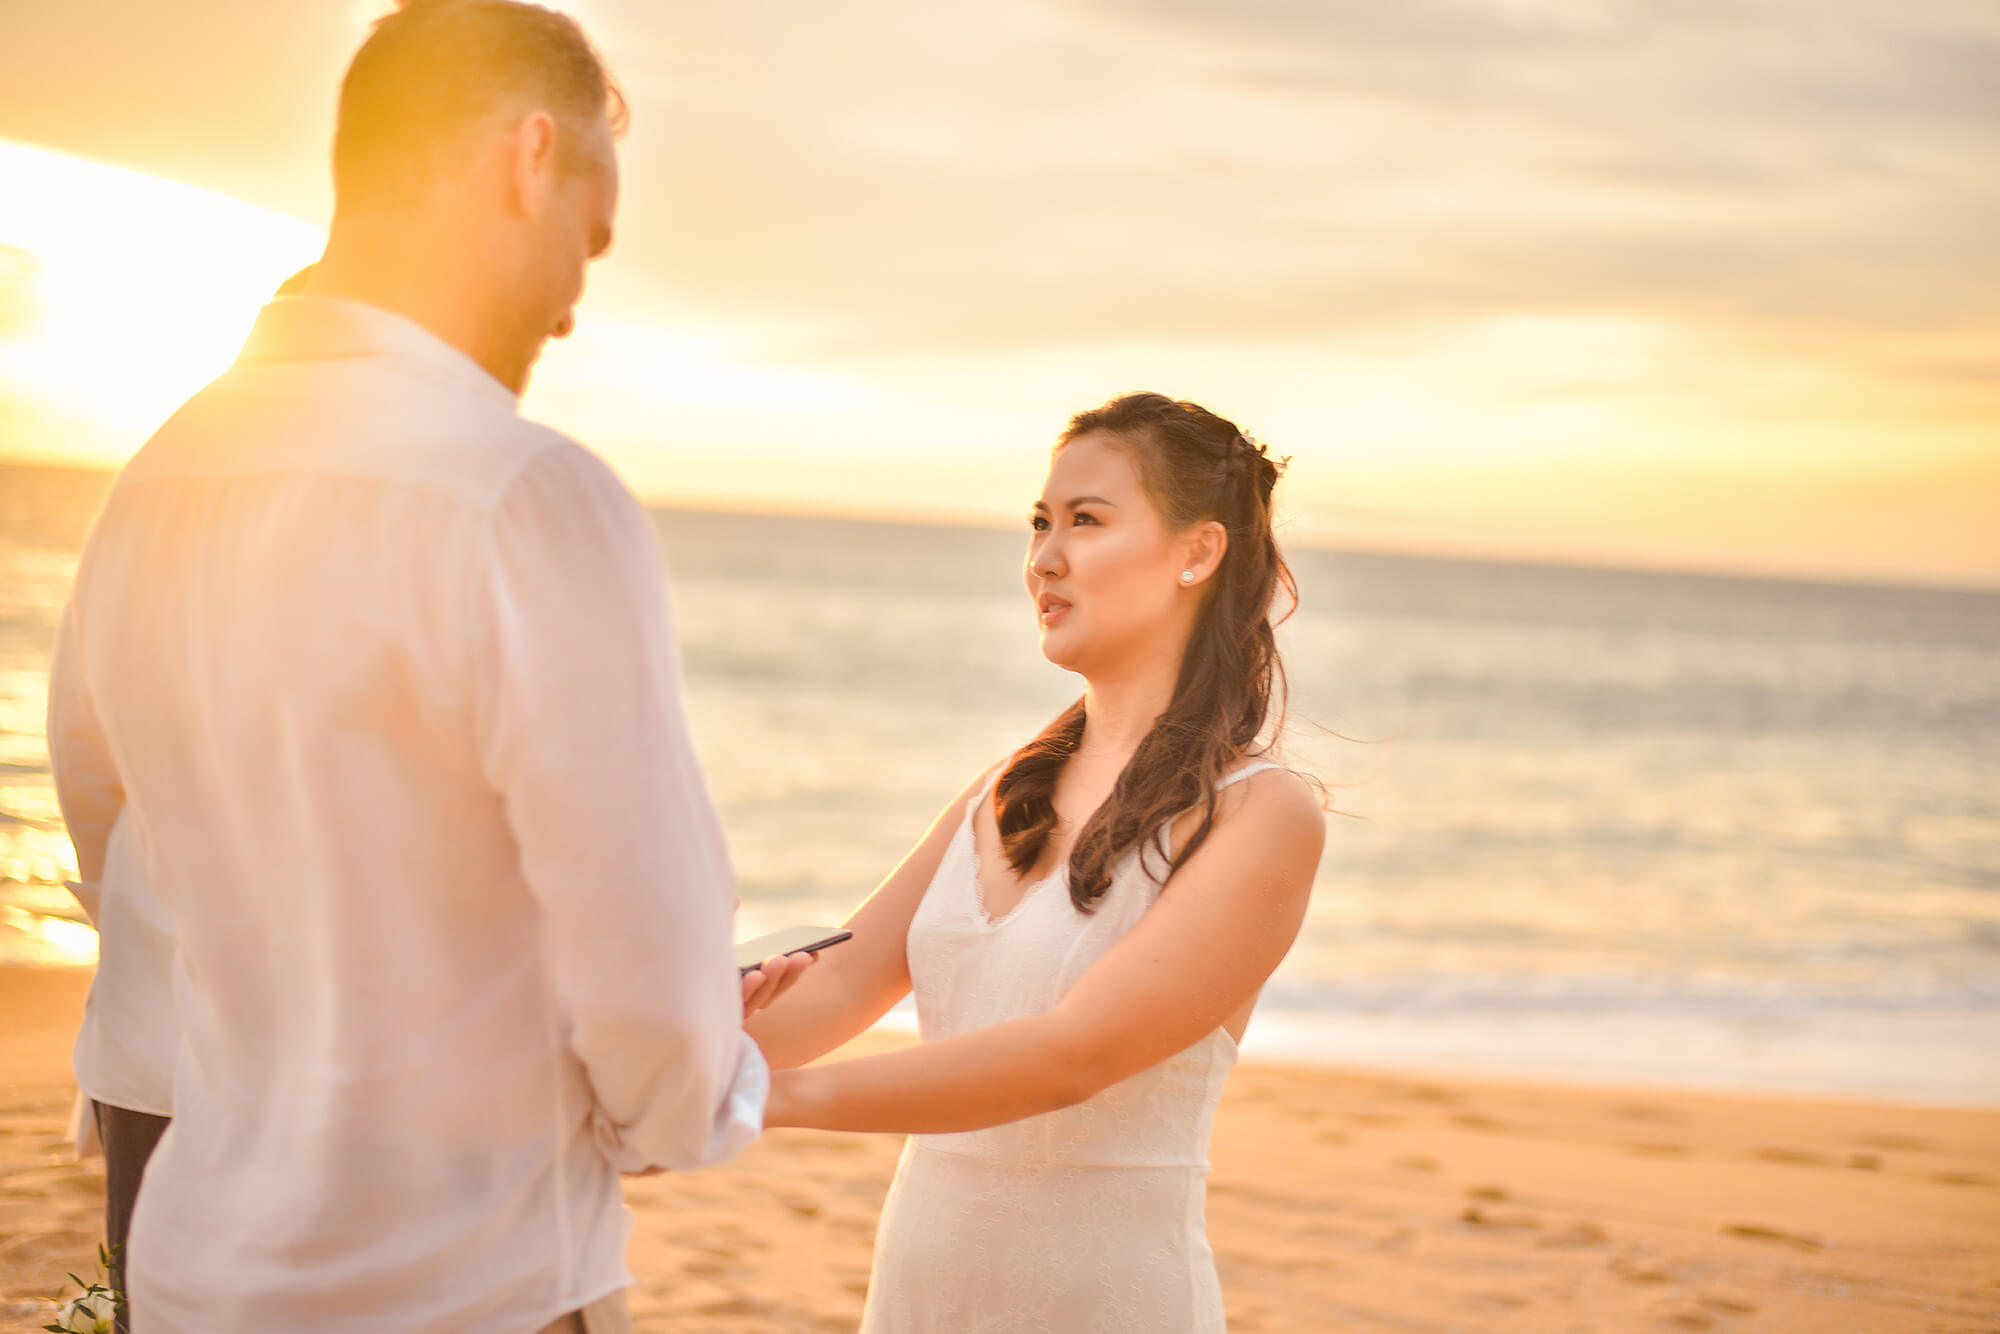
[737,928,853,975]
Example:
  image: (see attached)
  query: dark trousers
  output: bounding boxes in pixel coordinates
[92,1100,170,1334]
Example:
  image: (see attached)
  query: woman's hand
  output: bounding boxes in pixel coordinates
[752,767,1325,1135]
[741,951,816,1016]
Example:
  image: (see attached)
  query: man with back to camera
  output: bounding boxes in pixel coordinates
[57,261,315,1334]
[46,4,808,1330]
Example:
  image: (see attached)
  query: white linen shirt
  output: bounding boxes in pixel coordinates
[70,807,176,1120]
[45,296,766,1334]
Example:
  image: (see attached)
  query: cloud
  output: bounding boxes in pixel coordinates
[3,0,1992,379]
[1046,0,2000,330]
[502,0,2000,434]
[0,0,1992,584]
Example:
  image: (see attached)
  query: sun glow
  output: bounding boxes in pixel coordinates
[0,138,884,486]
[0,137,1991,588]
[0,140,326,461]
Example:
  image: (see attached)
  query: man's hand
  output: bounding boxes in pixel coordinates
[741,950,815,1016]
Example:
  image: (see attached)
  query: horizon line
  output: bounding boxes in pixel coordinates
[5,454,1995,599]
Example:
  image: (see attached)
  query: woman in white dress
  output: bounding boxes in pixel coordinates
[746,392,1324,1333]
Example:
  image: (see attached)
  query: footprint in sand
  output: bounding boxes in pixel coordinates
[1346,1111,1405,1127]
[1751,1147,1839,1168]
[1664,1296,1761,1329]
[1720,1223,1825,1252]
[1465,1185,1510,1203]
[672,1229,751,1259]
[1450,1113,1507,1133]
[1851,1131,1932,1152]
[1930,1171,1999,1188]
[694,1297,763,1318]
[1463,1291,1531,1312]
[1626,1142,1692,1159]
[1699,1295,1759,1315]
[1393,1155,1438,1173]
[1610,1257,1674,1285]
[1460,1205,1542,1230]
[1608,1102,1688,1127]
[1538,1221,1609,1250]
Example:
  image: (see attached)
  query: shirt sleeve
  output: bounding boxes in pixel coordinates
[468,441,764,1171]
[47,598,120,923]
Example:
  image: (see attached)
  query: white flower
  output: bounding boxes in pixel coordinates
[54,1290,116,1334]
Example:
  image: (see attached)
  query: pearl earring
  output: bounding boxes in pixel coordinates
[1180,570,1196,585]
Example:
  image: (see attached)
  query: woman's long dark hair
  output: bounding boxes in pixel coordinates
[995,392,1295,912]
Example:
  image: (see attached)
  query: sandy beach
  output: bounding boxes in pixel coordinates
[2,966,1994,1333]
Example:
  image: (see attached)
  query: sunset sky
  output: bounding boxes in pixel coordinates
[1,0,1995,585]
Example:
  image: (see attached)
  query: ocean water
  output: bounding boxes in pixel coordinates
[3,461,1997,1105]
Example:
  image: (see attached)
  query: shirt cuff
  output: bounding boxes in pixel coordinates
[698,1032,770,1167]
[592,1032,771,1173]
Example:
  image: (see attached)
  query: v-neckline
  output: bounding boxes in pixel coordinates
[961,801,1067,928]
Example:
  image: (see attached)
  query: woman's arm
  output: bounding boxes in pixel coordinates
[763,768,1325,1132]
[744,767,997,1070]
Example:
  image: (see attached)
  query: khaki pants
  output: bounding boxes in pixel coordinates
[534,1288,632,1334]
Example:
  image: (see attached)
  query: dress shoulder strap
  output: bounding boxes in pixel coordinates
[1215,758,1284,792]
[964,759,1007,824]
[1141,758,1288,869]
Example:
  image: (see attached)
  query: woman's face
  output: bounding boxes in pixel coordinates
[1025,431,1198,677]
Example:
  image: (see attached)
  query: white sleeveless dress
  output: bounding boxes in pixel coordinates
[859,762,1281,1334]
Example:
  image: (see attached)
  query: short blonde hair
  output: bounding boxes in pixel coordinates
[332,0,626,209]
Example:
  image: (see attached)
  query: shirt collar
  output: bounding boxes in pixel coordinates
[236,295,520,413]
